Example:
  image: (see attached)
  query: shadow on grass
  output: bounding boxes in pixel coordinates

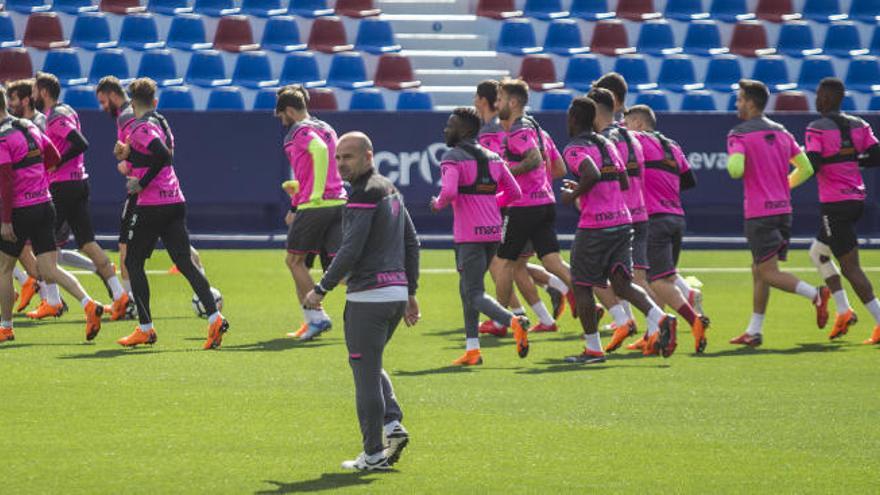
[515,358,611,374]
[57,347,171,360]
[697,342,849,358]
[256,472,389,493]
[222,338,333,353]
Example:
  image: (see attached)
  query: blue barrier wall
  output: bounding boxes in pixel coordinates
[78,111,880,242]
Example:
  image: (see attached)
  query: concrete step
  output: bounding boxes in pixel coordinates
[377,0,470,15]
[402,49,508,70]
[396,33,490,51]
[415,68,511,86]
[382,14,500,36]
[418,85,478,106]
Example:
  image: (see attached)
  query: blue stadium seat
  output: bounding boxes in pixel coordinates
[683,20,728,56]
[279,51,326,86]
[137,49,183,87]
[288,0,334,17]
[88,48,130,83]
[55,0,98,14]
[823,22,867,58]
[253,87,280,110]
[776,21,821,58]
[241,0,286,17]
[751,55,796,92]
[872,27,880,56]
[664,0,708,21]
[148,0,193,15]
[262,16,306,53]
[802,0,845,22]
[327,52,373,89]
[570,0,614,20]
[0,13,22,49]
[541,89,574,110]
[158,86,195,110]
[842,92,857,111]
[349,88,385,110]
[709,0,754,23]
[496,19,542,55]
[704,54,742,92]
[845,56,880,93]
[71,12,117,50]
[206,86,245,110]
[232,50,278,88]
[850,0,880,24]
[797,55,836,91]
[119,13,165,51]
[563,54,602,91]
[637,19,681,56]
[727,92,737,111]
[657,55,702,92]
[523,0,569,20]
[167,14,212,51]
[43,49,88,86]
[680,90,717,111]
[185,50,231,87]
[396,90,433,111]
[194,0,240,16]
[870,93,880,111]
[544,19,588,56]
[64,85,99,109]
[613,54,657,91]
[4,0,52,14]
[635,90,670,111]
[355,18,401,54]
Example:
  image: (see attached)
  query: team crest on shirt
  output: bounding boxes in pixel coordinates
[764,133,777,144]
[390,196,401,217]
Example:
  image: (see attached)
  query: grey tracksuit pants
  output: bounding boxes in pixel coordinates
[454,243,515,339]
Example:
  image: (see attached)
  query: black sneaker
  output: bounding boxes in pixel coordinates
[658,315,678,358]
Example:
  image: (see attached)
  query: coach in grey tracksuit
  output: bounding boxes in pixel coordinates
[305,131,420,460]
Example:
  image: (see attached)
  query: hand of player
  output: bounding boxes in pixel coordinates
[404,296,420,327]
[126,176,143,194]
[560,179,578,206]
[116,161,130,176]
[429,197,439,213]
[282,180,300,197]
[1,223,16,243]
[114,140,130,161]
[285,211,295,226]
[303,289,324,309]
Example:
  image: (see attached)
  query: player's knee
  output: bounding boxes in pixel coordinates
[286,252,305,268]
[609,274,630,295]
[809,239,839,279]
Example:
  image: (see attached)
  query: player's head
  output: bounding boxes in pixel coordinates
[816,77,846,114]
[497,78,529,121]
[736,79,769,120]
[336,131,374,181]
[445,107,482,147]
[4,79,35,118]
[474,80,499,117]
[34,71,61,111]
[594,72,628,113]
[275,85,308,126]
[624,104,657,132]
[587,87,615,130]
[128,77,158,115]
[95,76,129,117]
[567,96,597,137]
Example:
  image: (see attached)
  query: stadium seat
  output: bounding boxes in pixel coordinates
[776,21,821,58]
[253,87,279,110]
[680,90,717,110]
[4,0,52,14]
[193,0,240,16]
[137,49,183,87]
[0,48,34,83]
[523,0,569,20]
[396,90,433,111]
[241,0,286,17]
[1,13,23,49]
[158,86,196,110]
[476,0,522,19]
[709,0,754,23]
[185,49,231,87]
[288,0,334,17]
[797,55,836,91]
[374,53,420,90]
[336,0,381,18]
[570,0,614,21]
[148,0,193,15]
[541,89,574,110]
[590,19,635,56]
[326,52,373,89]
[306,87,338,109]
[751,55,796,92]
[845,56,880,93]
[167,14,212,51]
[214,15,259,52]
[870,93,880,111]
[704,54,742,91]
[355,18,401,54]
[726,92,737,111]
[88,48,130,84]
[634,90,670,110]
[616,0,661,21]
[99,0,146,14]
[613,54,657,91]
[823,22,868,58]
[729,21,774,57]
[637,19,681,56]
[23,12,70,50]
[64,85,99,109]
[872,27,880,56]
[842,92,856,111]
[518,54,564,91]
[279,51,325,86]
[773,90,809,111]
[262,16,306,53]
[307,16,354,53]
[119,13,165,51]
[683,20,728,56]
[349,88,385,110]
[544,19,589,56]
[850,0,880,24]
[664,0,708,21]
[802,0,846,22]
[71,12,117,51]
[564,54,602,91]
[55,0,99,14]
[232,50,278,88]
[755,0,799,23]
[206,86,245,110]
[43,48,87,86]
[657,55,702,92]
[496,19,542,55]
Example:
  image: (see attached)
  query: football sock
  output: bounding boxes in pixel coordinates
[466,337,480,351]
[832,290,851,313]
[795,281,819,301]
[866,299,880,325]
[531,301,554,326]
[747,313,765,336]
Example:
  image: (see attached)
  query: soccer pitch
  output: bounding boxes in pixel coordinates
[2,248,878,494]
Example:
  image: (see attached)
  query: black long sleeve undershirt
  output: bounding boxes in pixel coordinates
[680,169,697,190]
[58,129,88,167]
[138,138,172,189]
[860,144,880,168]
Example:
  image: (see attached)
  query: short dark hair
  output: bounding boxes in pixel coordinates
[95,76,126,97]
[128,77,157,106]
[5,79,35,110]
[276,85,308,113]
[594,72,628,107]
[569,96,597,132]
[452,107,482,139]
[587,87,615,113]
[817,77,845,109]
[624,104,657,130]
[499,78,529,107]
[738,79,769,111]
[35,71,61,100]
[476,80,499,107]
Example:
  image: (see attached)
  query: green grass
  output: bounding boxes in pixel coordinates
[2,249,879,494]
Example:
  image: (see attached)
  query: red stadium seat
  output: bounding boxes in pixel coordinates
[213,15,259,52]
[0,48,34,83]
[374,53,421,90]
[774,90,809,111]
[335,0,380,18]
[755,0,800,23]
[519,54,564,91]
[729,20,775,57]
[476,0,522,20]
[23,12,70,50]
[616,0,662,21]
[590,19,636,56]
[307,87,338,110]
[99,0,147,14]
[307,16,354,53]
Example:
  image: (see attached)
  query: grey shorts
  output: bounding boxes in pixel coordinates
[647,214,685,281]
[632,220,649,270]
[570,225,633,288]
[745,214,792,263]
[286,205,343,256]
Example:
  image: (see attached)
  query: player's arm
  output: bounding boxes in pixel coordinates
[38,131,61,171]
[510,147,542,176]
[562,156,600,205]
[0,157,14,225]
[726,154,744,179]
[788,151,814,189]
[549,156,566,179]
[859,144,880,168]
[136,138,172,189]
[317,198,377,293]
[674,145,697,190]
[496,162,522,208]
[58,128,89,166]
[403,206,420,296]
[306,135,330,203]
[432,162,459,211]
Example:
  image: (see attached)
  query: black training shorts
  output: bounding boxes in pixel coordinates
[570,225,633,288]
[286,205,343,256]
[497,204,560,261]
[647,214,685,281]
[50,179,96,248]
[817,200,864,258]
[745,214,792,263]
[0,202,57,258]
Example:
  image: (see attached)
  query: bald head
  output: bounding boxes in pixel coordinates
[336,131,374,181]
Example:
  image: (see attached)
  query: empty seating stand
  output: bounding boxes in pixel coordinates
[214,15,259,52]
[307,16,354,53]
[23,12,69,50]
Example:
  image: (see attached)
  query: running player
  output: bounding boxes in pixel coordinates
[113,78,228,349]
[431,107,528,365]
[276,85,346,341]
[303,132,420,471]
[726,79,830,347]
[0,86,104,343]
[803,78,880,344]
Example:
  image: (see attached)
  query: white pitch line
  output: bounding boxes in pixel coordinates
[70,270,168,275]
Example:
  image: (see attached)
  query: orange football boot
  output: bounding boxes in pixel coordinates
[109,292,131,321]
[452,349,483,366]
[626,335,647,351]
[204,316,229,349]
[0,326,14,343]
[27,301,64,319]
[605,319,637,353]
[16,277,39,312]
[829,310,857,340]
[84,301,104,341]
[117,327,157,347]
[692,315,710,354]
[286,322,308,338]
[863,325,880,345]
[642,332,660,356]
[511,316,529,358]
